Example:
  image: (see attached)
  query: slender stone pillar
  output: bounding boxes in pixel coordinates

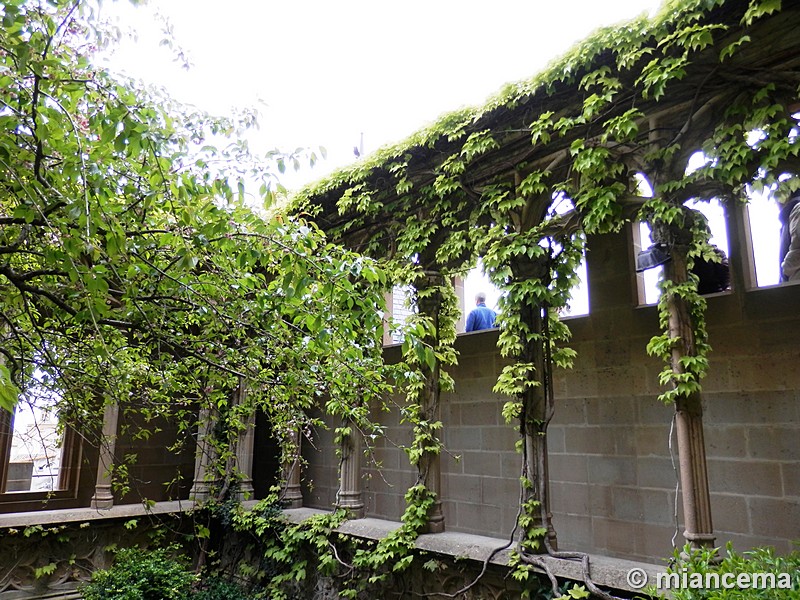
[641,118,716,552]
[90,401,119,509]
[675,395,715,549]
[510,253,557,552]
[234,381,255,501]
[520,303,557,551]
[190,404,215,502]
[452,275,466,333]
[663,247,716,551]
[281,428,303,508]
[336,421,365,518]
[422,449,444,533]
[415,271,445,533]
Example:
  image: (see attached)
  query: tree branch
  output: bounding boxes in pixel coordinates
[0,264,132,329]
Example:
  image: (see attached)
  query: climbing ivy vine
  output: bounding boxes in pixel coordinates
[3,0,799,597]
[285,0,799,595]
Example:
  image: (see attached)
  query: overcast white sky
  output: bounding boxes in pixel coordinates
[101,0,671,314]
[100,0,785,310]
[103,0,664,190]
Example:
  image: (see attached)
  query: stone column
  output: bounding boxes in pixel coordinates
[663,245,716,551]
[511,255,557,552]
[234,381,255,501]
[642,125,715,552]
[520,302,557,551]
[422,447,444,533]
[415,271,445,533]
[336,421,365,518]
[190,404,216,502]
[90,400,119,509]
[281,428,303,508]
[452,275,466,333]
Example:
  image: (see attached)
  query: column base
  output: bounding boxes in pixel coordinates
[423,506,445,534]
[336,491,365,519]
[234,480,255,502]
[423,519,445,534]
[336,503,365,519]
[681,531,719,561]
[282,483,303,509]
[91,486,114,510]
[189,481,214,503]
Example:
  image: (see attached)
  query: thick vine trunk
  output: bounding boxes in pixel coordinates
[519,302,557,552]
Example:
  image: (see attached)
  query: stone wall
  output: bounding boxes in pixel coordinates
[301,224,800,564]
[114,411,196,505]
[0,504,193,599]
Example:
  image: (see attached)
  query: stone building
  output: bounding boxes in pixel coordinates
[1,1,799,598]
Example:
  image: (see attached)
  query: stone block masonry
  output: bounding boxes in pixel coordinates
[299,229,800,563]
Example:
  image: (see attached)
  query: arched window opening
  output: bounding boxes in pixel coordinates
[460,196,590,329]
[384,284,415,345]
[463,260,502,319]
[744,187,800,288]
[722,116,799,288]
[4,393,63,493]
[633,171,730,305]
[549,194,589,318]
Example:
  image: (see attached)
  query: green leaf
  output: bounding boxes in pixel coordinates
[34,563,57,579]
[0,364,19,413]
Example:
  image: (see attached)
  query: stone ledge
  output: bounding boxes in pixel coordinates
[284,508,665,595]
[0,504,667,596]
[0,499,195,529]
[1,588,82,600]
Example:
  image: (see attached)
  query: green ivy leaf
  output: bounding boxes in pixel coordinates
[0,365,19,413]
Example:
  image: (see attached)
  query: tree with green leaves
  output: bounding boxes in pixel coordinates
[0,0,389,499]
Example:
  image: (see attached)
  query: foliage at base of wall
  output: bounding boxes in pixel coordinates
[81,546,255,600]
[82,546,196,600]
[201,497,593,600]
[0,514,193,597]
[644,544,800,600]
[220,493,434,599]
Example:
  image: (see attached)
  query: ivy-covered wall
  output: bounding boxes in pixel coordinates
[299,224,800,564]
[289,0,800,576]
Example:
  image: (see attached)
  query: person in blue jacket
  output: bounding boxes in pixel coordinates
[465,292,496,332]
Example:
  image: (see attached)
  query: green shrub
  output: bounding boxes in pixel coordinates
[82,546,197,600]
[652,544,800,599]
